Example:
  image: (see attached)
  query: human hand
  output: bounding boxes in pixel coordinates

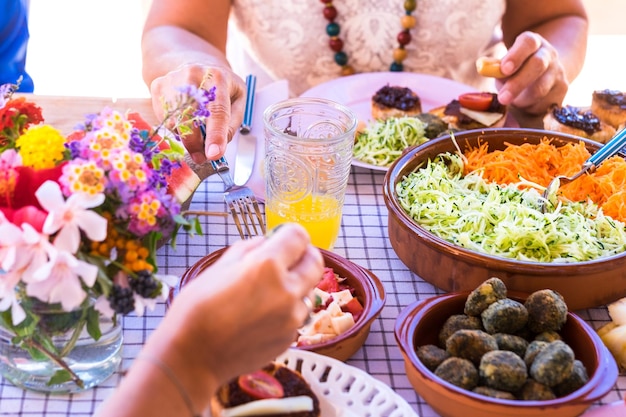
[159,223,324,386]
[495,31,569,115]
[149,64,247,164]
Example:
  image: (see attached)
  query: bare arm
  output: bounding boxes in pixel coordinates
[95,224,324,417]
[496,0,588,114]
[141,0,246,163]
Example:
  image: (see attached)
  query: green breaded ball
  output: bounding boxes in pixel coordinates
[553,359,589,397]
[438,314,483,348]
[464,277,507,316]
[416,344,450,372]
[516,379,556,401]
[446,329,498,365]
[472,386,516,400]
[481,298,528,334]
[479,350,528,392]
[524,340,549,368]
[435,357,479,390]
[525,289,568,333]
[529,340,575,387]
[494,333,529,358]
[534,330,562,343]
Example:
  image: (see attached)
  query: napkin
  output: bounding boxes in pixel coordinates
[225,79,290,202]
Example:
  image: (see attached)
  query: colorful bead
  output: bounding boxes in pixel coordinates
[390,62,404,72]
[322,1,416,75]
[335,51,348,66]
[323,6,337,21]
[326,22,340,37]
[393,48,408,62]
[329,37,344,52]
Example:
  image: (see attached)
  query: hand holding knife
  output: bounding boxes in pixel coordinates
[233,74,257,185]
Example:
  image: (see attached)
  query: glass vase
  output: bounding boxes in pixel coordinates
[0,299,123,394]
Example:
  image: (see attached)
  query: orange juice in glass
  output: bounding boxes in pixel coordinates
[263,98,357,250]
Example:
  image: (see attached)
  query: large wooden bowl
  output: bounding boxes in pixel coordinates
[383,128,626,310]
[394,291,618,417]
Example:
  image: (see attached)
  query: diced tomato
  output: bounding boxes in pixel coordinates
[458,92,494,111]
[343,297,364,320]
[237,370,284,399]
[317,267,340,293]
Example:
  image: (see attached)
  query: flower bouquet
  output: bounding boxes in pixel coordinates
[0,79,213,392]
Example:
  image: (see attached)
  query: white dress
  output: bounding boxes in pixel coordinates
[230,0,507,96]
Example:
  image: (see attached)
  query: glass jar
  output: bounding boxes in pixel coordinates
[0,299,123,394]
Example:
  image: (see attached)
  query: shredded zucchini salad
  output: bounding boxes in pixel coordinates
[395,153,626,263]
[353,117,428,167]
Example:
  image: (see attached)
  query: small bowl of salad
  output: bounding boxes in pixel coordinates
[173,247,386,362]
[383,127,626,310]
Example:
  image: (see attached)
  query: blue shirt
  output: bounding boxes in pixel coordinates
[0,0,34,92]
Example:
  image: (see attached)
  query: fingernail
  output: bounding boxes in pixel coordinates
[206,143,220,158]
[501,61,514,75]
[498,90,512,105]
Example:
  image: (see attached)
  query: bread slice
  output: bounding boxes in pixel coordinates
[591,89,626,129]
[210,362,320,417]
[371,85,422,120]
[429,93,507,130]
[543,104,615,144]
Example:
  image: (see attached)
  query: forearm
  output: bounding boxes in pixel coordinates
[95,314,219,417]
[141,25,232,88]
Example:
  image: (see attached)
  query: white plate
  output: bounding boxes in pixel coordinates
[300,72,476,171]
[276,348,418,417]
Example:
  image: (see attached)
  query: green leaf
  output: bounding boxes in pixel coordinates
[47,370,75,387]
[86,308,102,341]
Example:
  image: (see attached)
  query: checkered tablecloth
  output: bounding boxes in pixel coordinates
[1,167,624,416]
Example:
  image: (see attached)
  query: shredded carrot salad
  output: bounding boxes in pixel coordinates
[463,137,626,223]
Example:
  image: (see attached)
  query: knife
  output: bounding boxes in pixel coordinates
[234,74,257,186]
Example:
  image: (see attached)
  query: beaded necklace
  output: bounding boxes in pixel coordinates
[321,0,417,75]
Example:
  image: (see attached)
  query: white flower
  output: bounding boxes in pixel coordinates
[11,224,55,282]
[133,293,158,317]
[94,295,115,319]
[0,220,23,271]
[0,269,26,325]
[26,250,99,311]
[35,180,107,253]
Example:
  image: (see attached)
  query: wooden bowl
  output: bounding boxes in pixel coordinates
[383,127,626,310]
[394,291,618,417]
[170,247,386,362]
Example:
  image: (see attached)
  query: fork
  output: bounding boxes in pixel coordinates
[209,155,266,239]
[540,127,626,212]
[200,124,265,238]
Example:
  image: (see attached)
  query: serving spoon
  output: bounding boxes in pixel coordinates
[540,127,626,212]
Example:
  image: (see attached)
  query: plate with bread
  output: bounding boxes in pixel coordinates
[543,89,626,144]
[210,348,418,417]
[301,72,513,171]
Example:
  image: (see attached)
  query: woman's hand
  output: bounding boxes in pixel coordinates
[155,223,324,386]
[149,63,246,164]
[495,31,568,115]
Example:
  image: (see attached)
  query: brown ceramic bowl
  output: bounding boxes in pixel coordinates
[170,247,386,362]
[394,291,619,417]
[383,127,626,310]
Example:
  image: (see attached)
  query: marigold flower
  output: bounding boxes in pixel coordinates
[16,125,66,169]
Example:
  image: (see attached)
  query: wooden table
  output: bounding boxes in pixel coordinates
[16,94,158,134]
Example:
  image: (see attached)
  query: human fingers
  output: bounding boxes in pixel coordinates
[498,31,543,77]
[497,33,567,113]
[198,69,246,163]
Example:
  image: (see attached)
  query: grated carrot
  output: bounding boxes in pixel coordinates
[463,137,626,223]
